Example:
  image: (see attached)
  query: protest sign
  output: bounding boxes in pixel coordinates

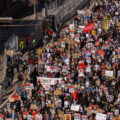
[92,30,96,35]
[117,70,120,77]
[71,104,80,111]
[6,119,14,120]
[37,77,62,88]
[58,110,64,119]
[69,86,75,93]
[81,115,88,120]
[28,115,34,120]
[12,95,20,101]
[30,104,38,110]
[9,97,14,102]
[23,112,29,119]
[54,88,63,96]
[65,114,72,120]
[78,61,85,69]
[83,23,95,33]
[25,83,34,90]
[37,49,44,55]
[77,10,85,15]
[86,65,91,72]
[48,103,55,108]
[6,50,14,57]
[0,114,3,120]
[74,113,81,120]
[103,16,109,30]
[98,50,105,56]
[105,70,113,77]
[96,113,107,120]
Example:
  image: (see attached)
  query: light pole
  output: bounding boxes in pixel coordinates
[32,0,37,19]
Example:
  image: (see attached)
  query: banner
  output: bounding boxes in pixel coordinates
[37,77,62,88]
[83,23,95,33]
[96,113,107,120]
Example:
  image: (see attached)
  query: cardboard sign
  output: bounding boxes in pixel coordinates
[58,110,64,119]
[37,49,44,55]
[30,104,38,110]
[54,88,63,96]
[96,113,107,120]
[105,70,113,77]
[48,103,55,108]
[37,77,62,88]
[6,119,14,120]
[9,97,14,102]
[83,23,95,33]
[71,104,80,111]
[6,50,14,57]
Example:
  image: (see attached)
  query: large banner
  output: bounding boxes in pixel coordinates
[37,77,62,89]
[83,23,95,33]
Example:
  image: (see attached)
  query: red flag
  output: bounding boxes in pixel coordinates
[47,29,51,36]
[83,23,95,33]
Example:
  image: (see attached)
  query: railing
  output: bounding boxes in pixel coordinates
[0,51,7,83]
[48,0,83,20]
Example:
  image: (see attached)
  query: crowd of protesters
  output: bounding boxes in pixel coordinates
[0,0,120,120]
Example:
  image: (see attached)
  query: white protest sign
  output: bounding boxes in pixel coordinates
[74,113,81,120]
[25,83,34,90]
[96,113,107,120]
[86,57,91,63]
[105,70,113,77]
[117,70,120,77]
[37,77,62,88]
[71,104,80,111]
[77,10,85,15]
[28,115,34,120]
[86,65,91,72]
[69,24,75,30]
[69,86,75,93]
[0,115,3,120]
